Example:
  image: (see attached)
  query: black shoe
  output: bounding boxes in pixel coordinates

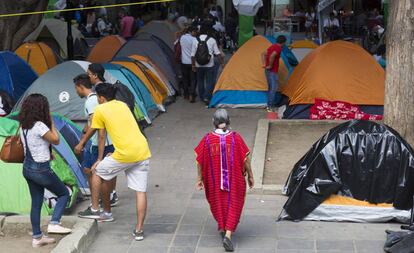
[223,236,234,252]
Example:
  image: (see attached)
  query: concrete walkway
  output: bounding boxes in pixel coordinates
[84,99,398,253]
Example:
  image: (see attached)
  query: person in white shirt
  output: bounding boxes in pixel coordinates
[324,13,341,41]
[305,7,316,39]
[97,17,110,37]
[191,26,224,105]
[19,94,72,248]
[180,26,198,102]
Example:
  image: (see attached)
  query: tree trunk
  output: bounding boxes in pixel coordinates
[384,0,414,145]
[0,0,48,51]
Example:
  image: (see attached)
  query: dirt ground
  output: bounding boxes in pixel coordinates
[264,121,341,185]
[0,223,68,253]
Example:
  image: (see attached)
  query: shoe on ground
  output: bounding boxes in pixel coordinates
[266,107,274,113]
[47,224,72,234]
[32,235,56,248]
[78,206,100,219]
[277,105,287,118]
[223,236,234,252]
[110,192,119,207]
[133,230,144,241]
[97,212,114,222]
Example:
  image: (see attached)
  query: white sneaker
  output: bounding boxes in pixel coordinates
[47,224,72,234]
[32,235,56,248]
[277,105,287,118]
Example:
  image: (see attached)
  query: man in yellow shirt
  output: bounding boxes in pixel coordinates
[76,83,151,241]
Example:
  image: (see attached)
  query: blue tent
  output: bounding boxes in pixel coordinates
[102,63,159,123]
[264,35,298,74]
[0,51,38,100]
[52,114,89,192]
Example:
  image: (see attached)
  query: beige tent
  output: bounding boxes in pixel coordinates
[25,19,88,59]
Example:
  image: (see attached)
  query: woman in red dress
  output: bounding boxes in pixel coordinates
[195,109,254,252]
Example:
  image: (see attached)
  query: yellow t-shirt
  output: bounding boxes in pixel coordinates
[91,100,151,163]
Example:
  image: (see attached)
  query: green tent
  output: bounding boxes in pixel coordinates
[0,117,79,215]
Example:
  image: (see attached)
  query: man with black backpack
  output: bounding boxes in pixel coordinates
[191,25,224,106]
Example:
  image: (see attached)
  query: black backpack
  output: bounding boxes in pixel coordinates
[113,82,147,136]
[195,36,211,65]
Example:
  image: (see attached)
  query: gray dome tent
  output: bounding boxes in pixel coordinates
[138,20,180,50]
[113,32,180,92]
[14,61,116,121]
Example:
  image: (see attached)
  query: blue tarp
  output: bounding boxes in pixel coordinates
[0,51,37,100]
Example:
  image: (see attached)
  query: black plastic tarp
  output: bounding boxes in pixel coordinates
[282,120,414,220]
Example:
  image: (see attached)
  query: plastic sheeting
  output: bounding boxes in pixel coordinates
[282,120,414,220]
[279,204,410,223]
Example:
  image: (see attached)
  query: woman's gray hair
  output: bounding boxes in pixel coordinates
[213,109,230,130]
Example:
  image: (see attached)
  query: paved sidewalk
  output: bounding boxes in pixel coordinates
[84,99,398,253]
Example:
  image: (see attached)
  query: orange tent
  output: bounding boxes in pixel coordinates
[111,58,168,110]
[290,40,319,62]
[87,35,126,63]
[290,40,318,49]
[214,35,290,93]
[128,55,175,96]
[282,40,385,105]
[15,42,57,75]
[210,35,290,108]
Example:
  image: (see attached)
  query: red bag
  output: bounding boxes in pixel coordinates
[174,37,182,63]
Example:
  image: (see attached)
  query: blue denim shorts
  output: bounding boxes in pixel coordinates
[82,145,115,169]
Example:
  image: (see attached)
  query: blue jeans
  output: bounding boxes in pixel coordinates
[83,145,115,169]
[265,69,281,107]
[197,67,215,101]
[23,158,69,238]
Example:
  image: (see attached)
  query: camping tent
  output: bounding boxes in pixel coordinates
[282,41,385,119]
[86,35,126,63]
[15,42,58,75]
[0,117,79,215]
[0,51,38,101]
[25,19,88,59]
[103,63,159,122]
[112,57,169,111]
[290,40,318,62]
[7,112,90,193]
[138,20,180,49]
[13,61,118,121]
[128,55,175,97]
[114,33,179,92]
[280,120,413,223]
[209,35,292,108]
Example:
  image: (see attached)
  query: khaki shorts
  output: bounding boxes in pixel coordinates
[95,156,150,192]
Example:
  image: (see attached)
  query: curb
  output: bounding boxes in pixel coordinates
[251,119,269,190]
[51,218,97,253]
[1,216,97,253]
[251,119,343,191]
